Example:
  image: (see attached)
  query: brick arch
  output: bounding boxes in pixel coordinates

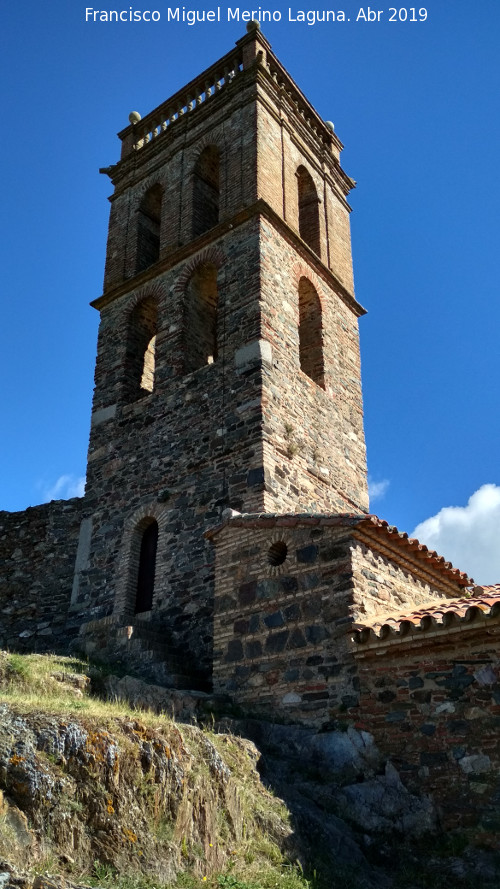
[119,284,166,402]
[126,281,167,317]
[291,263,323,304]
[185,129,225,170]
[173,247,226,295]
[130,173,167,213]
[122,501,171,534]
[113,501,172,620]
[297,277,325,389]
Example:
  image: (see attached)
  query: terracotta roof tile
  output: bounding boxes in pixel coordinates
[353,585,500,646]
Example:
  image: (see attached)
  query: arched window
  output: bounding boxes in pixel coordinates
[297,166,321,257]
[124,296,158,401]
[136,185,162,273]
[298,277,325,388]
[140,335,156,392]
[135,519,158,614]
[192,146,220,238]
[184,263,218,373]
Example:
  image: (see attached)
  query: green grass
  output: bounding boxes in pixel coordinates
[0,651,323,889]
[0,651,175,727]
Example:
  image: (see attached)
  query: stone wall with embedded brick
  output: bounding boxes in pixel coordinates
[211,520,358,726]
[355,633,500,847]
[0,499,84,652]
[79,217,278,680]
[259,221,367,514]
[210,517,472,725]
[79,31,368,684]
[350,535,466,622]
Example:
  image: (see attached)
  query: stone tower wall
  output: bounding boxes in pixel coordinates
[76,221,267,676]
[73,27,368,684]
[258,220,367,513]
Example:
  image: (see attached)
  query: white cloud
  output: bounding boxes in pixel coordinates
[41,474,86,502]
[368,477,390,503]
[411,484,500,585]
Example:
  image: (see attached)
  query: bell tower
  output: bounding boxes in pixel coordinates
[72,23,368,686]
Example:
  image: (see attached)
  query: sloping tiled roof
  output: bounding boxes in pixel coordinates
[353,585,500,647]
[205,511,472,585]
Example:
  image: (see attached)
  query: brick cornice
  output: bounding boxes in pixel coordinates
[92,199,365,317]
[205,511,470,591]
[353,612,500,658]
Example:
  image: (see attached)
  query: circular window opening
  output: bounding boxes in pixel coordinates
[268,541,288,567]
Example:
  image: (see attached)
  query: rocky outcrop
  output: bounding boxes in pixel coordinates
[1,656,499,889]
[0,697,379,887]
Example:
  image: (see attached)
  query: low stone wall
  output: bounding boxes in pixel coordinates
[0,499,85,652]
[355,633,500,847]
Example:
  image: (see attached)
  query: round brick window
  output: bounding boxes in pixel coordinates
[268,541,287,566]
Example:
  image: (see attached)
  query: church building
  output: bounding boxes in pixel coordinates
[1,23,500,840]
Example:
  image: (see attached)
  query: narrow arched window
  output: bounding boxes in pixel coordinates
[192,146,220,238]
[297,166,321,257]
[124,296,158,401]
[184,263,218,373]
[136,185,162,273]
[135,520,158,614]
[298,277,325,388]
[140,335,156,392]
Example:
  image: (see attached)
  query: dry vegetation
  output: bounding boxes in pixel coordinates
[0,651,325,889]
[1,652,498,889]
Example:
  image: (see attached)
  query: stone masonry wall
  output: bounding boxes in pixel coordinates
[79,208,367,682]
[211,518,472,726]
[79,220,267,680]
[211,522,359,726]
[355,632,500,847]
[0,499,84,652]
[259,220,368,514]
[350,536,465,623]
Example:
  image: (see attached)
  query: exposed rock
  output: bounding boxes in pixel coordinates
[337,763,436,834]
[101,672,224,722]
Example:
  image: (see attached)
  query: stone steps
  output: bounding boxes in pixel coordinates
[115,623,203,691]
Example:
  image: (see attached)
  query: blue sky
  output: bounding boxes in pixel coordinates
[1,1,499,582]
